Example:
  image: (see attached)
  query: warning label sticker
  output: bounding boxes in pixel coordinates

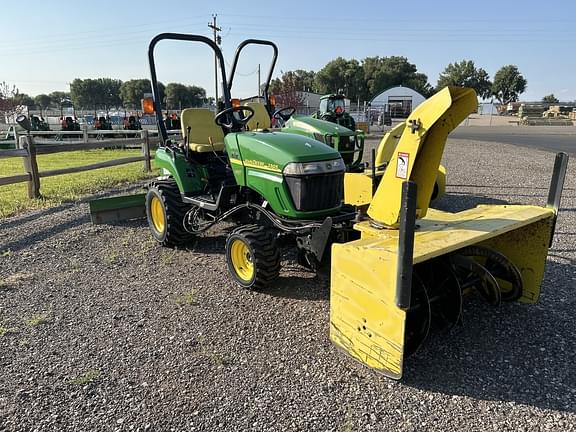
[396,152,409,179]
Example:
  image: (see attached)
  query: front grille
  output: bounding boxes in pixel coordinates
[285,172,344,212]
[337,136,355,166]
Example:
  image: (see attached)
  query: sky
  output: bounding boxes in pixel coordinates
[1,0,575,102]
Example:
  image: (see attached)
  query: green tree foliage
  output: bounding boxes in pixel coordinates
[542,94,559,103]
[120,79,165,108]
[436,60,492,98]
[48,91,71,107]
[362,56,432,99]
[270,71,305,108]
[34,94,52,112]
[13,93,34,108]
[70,78,122,110]
[315,58,363,100]
[269,70,317,108]
[164,83,206,109]
[491,65,527,105]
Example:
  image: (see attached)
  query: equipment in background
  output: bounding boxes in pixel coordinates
[313,94,356,131]
[30,115,50,131]
[60,116,80,132]
[226,39,366,171]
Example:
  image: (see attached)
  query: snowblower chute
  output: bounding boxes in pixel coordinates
[330,87,568,379]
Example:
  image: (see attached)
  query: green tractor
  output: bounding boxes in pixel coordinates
[144,33,355,288]
[312,94,356,130]
[227,40,365,171]
[30,115,50,131]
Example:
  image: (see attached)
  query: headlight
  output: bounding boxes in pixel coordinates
[313,133,325,143]
[283,158,345,175]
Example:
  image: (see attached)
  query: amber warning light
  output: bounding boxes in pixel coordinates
[141,97,155,114]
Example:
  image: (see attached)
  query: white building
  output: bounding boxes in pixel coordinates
[369,86,426,118]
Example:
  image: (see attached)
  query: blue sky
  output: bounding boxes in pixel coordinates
[2,0,575,102]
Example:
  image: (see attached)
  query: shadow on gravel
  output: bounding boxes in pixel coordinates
[402,260,576,413]
[259,274,330,301]
[450,184,575,192]
[0,203,75,230]
[434,193,511,213]
[0,210,88,253]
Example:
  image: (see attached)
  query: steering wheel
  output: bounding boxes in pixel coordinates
[214,106,255,130]
[272,106,296,122]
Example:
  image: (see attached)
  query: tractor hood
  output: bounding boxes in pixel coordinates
[233,130,341,170]
[284,116,355,135]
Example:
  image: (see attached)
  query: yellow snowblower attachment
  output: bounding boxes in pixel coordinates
[330,87,569,379]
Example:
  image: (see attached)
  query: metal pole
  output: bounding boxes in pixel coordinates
[396,181,418,310]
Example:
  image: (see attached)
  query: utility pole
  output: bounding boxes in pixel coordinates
[257,64,261,97]
[208,14,222,105]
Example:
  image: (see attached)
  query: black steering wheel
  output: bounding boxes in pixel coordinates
[214,106,255,130]
[272,106,296,122]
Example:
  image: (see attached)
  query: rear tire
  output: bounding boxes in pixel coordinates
[225,225,280,290]
[146,179,194,247]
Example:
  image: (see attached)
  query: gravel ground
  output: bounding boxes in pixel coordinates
[0,138,575,431]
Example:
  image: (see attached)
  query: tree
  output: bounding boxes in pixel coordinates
[436,60,492,99]
[13,93,35,109]
[35,94,52,114]
[272,72,305,108]
[542,94,559,103]
[70,78,123,110]
[48,91,71,108]
[362,56,432,99]
[120,79,165,109]
[0,81,21,116]
[315,58,364,100]
[164,83,207,109]
[269,70,317,106]
[491,65,527,106]
[98,78,123,109]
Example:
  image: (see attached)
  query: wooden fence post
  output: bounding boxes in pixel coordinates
[14,128,20,148]
[82,124,89,143]
[141,129,151,172]
[21,135,41,198]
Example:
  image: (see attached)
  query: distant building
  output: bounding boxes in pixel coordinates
[369,86,426,118]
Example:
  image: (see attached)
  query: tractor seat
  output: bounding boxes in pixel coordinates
[245,102,271,131]
[180,108,225,152]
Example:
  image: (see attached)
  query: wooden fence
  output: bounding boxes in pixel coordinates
[0,130,159,199]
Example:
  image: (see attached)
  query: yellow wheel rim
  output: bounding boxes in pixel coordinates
[230,239,254,282]
[150,195,165,233]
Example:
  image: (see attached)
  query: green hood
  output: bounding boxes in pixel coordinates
[284,115,355,135]
[233,130,341,170]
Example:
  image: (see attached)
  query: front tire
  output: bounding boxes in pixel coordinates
[225,225,280,289]
[145,179,194,247]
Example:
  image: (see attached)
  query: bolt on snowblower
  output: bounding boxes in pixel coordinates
[330,86,568,379]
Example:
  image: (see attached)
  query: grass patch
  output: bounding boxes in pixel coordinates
[26,312,51,327]
[175,289,198,306]
[0,148,158,218]
[70,369,101,385]
[0,272,34,290]
[104,250,120,265]
[197,336,232,367]
[0,326,18,337]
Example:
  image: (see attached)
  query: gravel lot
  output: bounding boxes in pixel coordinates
[1,138,575,431]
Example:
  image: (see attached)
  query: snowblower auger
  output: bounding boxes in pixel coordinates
[330,86,568,379]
